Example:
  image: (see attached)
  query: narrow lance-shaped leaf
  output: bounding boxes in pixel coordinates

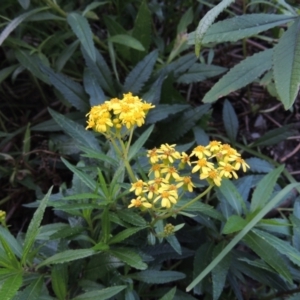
[72,286,126,300]
[0,272,23,300]
[203,48,273,103]
[194,0,235,56]
[109,34,145,51]
[67,13,96,62]
[273,18,300,109]
[84,69,106,106]
[223,99,238,142]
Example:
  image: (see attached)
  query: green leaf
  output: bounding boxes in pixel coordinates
[223,215,247,234]
[21,187,53,265]
[157,104,211,142]
[256,218,290,236]
[61,157,97,191]
[176,63,227,84]
[193,126,209,146]
[166,235,181,255]
[0,7,47,46]
[48,108,100,151]
[146,104,189,124]
[51,264,68,300]
[124,50,158,94]
[116,210,147,227]
[72,286,126,300]
[177,7,193,34]
[217,179,246,216]
[67,13,96,62]
[109,35,145,51]
[82,46,114,95]
[0,271,23,300]
[16,275,43,300]
[194,0,235,56]
[110,248,147,270]
[159,287,177,300]
[202,49,273,103]
[250,165,284,213]
[15,50,50,84]
[131,0,152,63]
[223,99,238,142]
[189,14,296,45]
[186,182,300,291]
[243,231,292,283]
[245,158,274,173]
[252,228,300,267]
[251,125,296,147]
[273,18,300,109]
[83,69,106,106]
[41,65,89,112]
[0,227,22,258]
[0,234,20,269]
[109,227,146,245]
[0,65,18,84]
[37,249,95,268]
[212,242,231,300]
[128,124,154,161]
[55,40,80,72]
[129,270,185,284]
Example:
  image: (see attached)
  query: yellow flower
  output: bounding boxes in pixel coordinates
[128,196,152,208]
[176,176,195,192]
[180,152,191,166]
[218,162,238,179]
[154,185,178,208]
[191,145,211,159]
[147,148,159,164]
[149,164,163,178]
[161,166,180,181]
[232,157,250,172]
[157,144,181,163]
[143,182,159,200]
[191,158,214,174]
[130,180,145,195]
[206,140,222,153]
[200,169,222,186]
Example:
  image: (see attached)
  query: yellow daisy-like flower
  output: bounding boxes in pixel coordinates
[130,180,145,196]
[154,185,178,208]
[147,148,159,164]
[191,158,214,174]
[180,152,191,166]
[191,145,211,159]
[161,166,180,181]
[149,164,163,178]
[176,176,195,192]
[143,182,159,200]
[157,144,181,163]
[200,169,222,186]
[206,140,222,153]
[218,162,238,179]
[128,196,152,208]
[232,157,250,172]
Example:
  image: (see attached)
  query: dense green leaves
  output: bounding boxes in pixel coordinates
[129,270,186,284]
[110,248,147,270]
[72,286,126,300]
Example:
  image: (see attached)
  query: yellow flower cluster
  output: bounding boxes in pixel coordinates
[86,93,155,134]
[128,141,249,210]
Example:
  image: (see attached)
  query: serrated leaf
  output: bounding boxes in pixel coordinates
[109,227,146,245]
[128,124,154,161]
[142,74,165,104]
[146,104,189,124]
[55,40,80,72]
[131,0,152,63]
[21,187,53,265]
[212,242,231,300]
[187,182,300,291]
[73,286,126,300]
[83,69,106,106]
[37,249,95,268]
[109,34,145,51]
[273,18,300,109]
[51,264,67,300]
[124,50,158,94]
[252,228,300,267]
[17,275,43,300]
[110,248,147,270]
[116,210,147,227]
[243,231,292,283]
[223,99,238,142]
[129,270,185,284]
[194,0,235,56]
[188,14,296,45]
[159,287,177,300]
[176,63,226,84]
[245,158,274,173]
[41,65,89,112]
[0,227,22,258]
[177,6,193,34]
[0,7,47,46]
[67,13,96,62]
[223,215,247,234]
[157,104,211,142]
[251,124,296,147]
[193,126,209,146]
[61,157,97,191]
[256,218,290,236]
[202,49,273,103]
[48,108,101,151]
[250,165,284,213]
[217,179,246,216]
[166,235,181,255]
[15,50,50,84]
[82,46,114,95]
[0,272,23,300]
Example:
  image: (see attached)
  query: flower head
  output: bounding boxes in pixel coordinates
[128,196,152,209]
